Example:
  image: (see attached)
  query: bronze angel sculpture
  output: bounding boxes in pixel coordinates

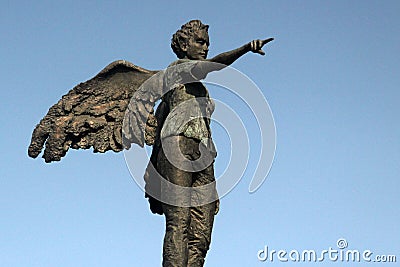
[28,20,273,266]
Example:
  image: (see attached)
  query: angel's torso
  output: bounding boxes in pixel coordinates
[160,60,215,144]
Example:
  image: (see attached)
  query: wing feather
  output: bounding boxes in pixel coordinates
[28,60,159,163]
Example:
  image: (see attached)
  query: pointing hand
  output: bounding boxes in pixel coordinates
[250,38,274,55]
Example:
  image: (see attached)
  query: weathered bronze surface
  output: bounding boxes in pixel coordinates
[28,19,273,266]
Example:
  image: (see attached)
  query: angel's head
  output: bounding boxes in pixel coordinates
[171,20,210,60]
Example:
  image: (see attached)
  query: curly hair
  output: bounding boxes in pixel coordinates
[171,20,209,59]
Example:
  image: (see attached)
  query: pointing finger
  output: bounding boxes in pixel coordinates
[262,38,274,45]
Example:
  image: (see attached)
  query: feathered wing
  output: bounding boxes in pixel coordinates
[28,60,161,163]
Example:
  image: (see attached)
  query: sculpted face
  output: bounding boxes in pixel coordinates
[183,29,210,60]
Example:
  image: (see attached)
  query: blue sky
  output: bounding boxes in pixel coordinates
[1,1,399,266]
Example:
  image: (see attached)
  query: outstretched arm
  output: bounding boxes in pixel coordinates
[209,38,274,66]
[192,38,274,79]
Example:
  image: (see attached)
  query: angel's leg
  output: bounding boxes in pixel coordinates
[157,136,194,267]
[162,204,191,267]
[187,161,217,266]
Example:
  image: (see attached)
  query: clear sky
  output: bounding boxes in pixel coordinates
[1,1,399,266]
